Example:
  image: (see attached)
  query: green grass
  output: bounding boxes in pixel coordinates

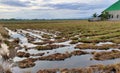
[1,20,120,44]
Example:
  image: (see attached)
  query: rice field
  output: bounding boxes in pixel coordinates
[1,20,120,44]
[0,20,120,73]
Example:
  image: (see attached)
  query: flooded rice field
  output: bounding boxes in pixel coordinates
[0,28,120,73]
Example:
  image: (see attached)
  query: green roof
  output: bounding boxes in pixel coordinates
[105,0,120,11]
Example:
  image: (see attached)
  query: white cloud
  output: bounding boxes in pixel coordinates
[0,0,118,19]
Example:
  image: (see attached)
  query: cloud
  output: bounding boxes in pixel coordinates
[0,0,118,19]
[44,3,107,10]
[0,0,30,7]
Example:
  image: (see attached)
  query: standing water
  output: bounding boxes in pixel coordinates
[5,28,120,73]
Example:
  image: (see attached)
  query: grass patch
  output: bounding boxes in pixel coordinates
[42,34,51,39]
[93,50,120,60]
[75,43,117,50]
[1,20,120,44]
[70,40,79,44]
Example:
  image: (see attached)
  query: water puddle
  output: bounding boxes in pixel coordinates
[12,54,120,73]
[5,28,120,73]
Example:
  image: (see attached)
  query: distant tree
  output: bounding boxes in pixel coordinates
[93,13,98,18]
[100,12,110,20]
[9,18,16,20]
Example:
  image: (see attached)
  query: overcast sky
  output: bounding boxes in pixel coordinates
[0,0,118,19]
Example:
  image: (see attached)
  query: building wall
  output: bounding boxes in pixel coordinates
[108,10,120,20]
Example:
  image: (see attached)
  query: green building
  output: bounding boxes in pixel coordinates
[104,0,120,20]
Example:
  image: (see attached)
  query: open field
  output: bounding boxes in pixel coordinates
[0,20,120,73]
[1,20,120,44]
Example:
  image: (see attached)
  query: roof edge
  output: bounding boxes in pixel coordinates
[104,0,120,12]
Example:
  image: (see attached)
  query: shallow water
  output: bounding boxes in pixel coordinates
[28,45,78,55]
[12,54,120,73]
[96,42,114,46]
[6,28,120,73]
[33,54,120,69]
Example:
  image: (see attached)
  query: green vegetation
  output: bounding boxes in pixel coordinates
[36,44,65,50]
[0,20,120,72]
[93,50,120,60]
[75,43,117,50]
[92,13,98,18]
[70,37,79,40]
[42,34,51,39]
[70,37,79,44]
[1,20,120,44]
[70,40,79,44]
[100,12,110,20]
[55,36,62,39]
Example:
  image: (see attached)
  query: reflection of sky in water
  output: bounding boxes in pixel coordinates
[31,55,120,73]
[6,28,120,73]
[13,54,120,73]
[11,33,28,44]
